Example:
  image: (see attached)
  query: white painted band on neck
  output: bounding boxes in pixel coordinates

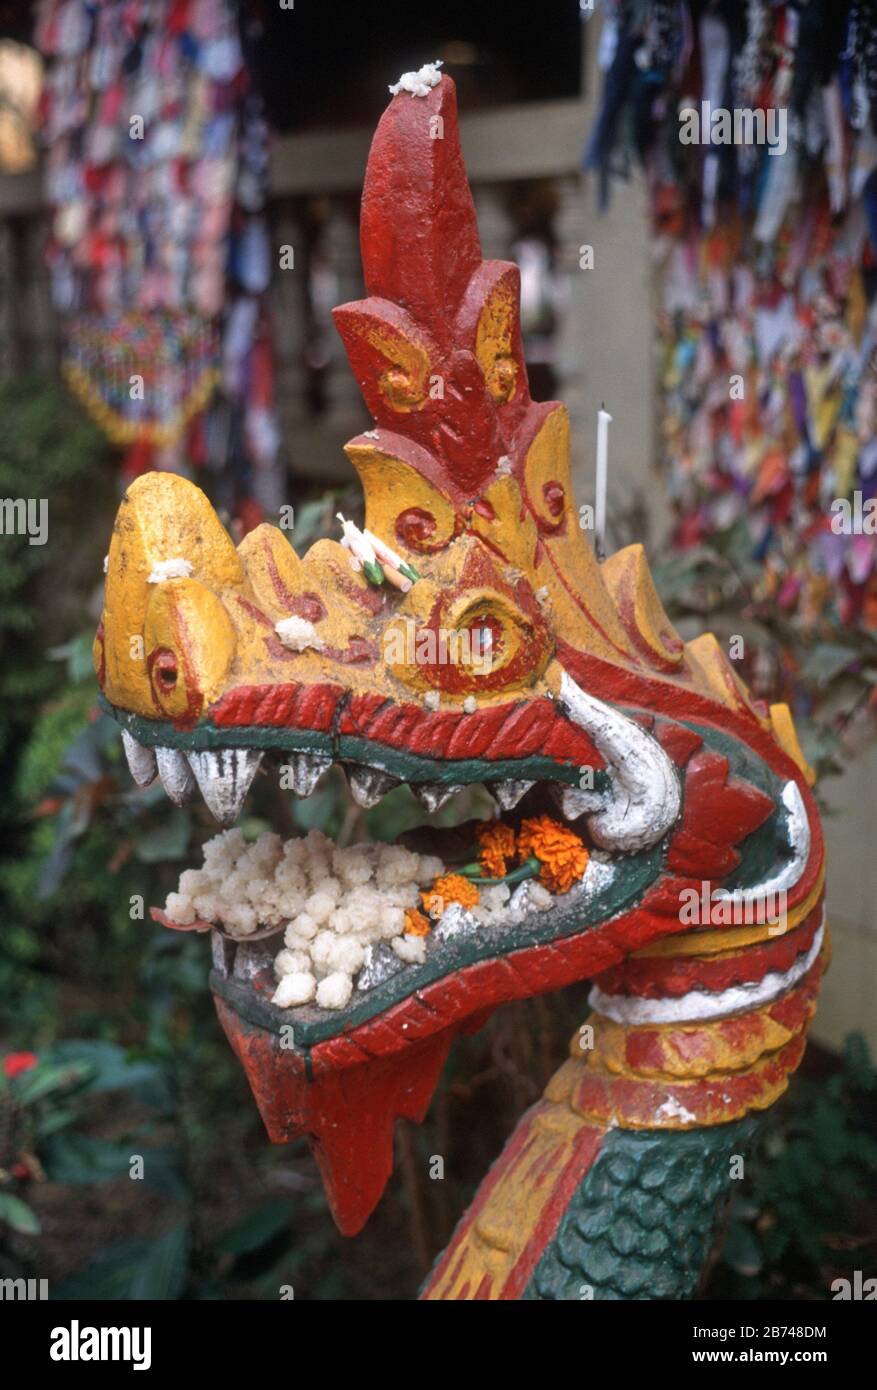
[588,917,825,1027]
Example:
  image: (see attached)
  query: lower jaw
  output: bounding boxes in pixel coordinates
[154,775,660,1033]
[129,745,662,1237]
[203,877,626,1238]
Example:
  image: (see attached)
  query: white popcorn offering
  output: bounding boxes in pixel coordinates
[164,828,449,1012]
[274,615,325,652]
[388,60,443,99]
[392,934,427,965]
[162,817,591,1012]
[316,972,354,1010]
[272,972,316,1007]
[164,891,196,925]
[274,948,310,976]
[148,557,194,583]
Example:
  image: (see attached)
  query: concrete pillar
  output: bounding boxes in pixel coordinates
[811,743,877,1054]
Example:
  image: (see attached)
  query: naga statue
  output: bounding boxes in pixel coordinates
[95,70,826,1300]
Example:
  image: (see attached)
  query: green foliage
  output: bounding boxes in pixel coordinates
[0,1049,104,1238]
[0,379,114,1034]
[0,1193,40,1235]
[55,1227,192,1301]
[0,377,107,759]
[653,526,877,783]
[712,1034,877,1299]
[14,680,97,806]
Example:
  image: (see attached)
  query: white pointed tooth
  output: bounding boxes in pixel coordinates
[550,782,604,820]
[155,747,196,806]
[287,751,332,797]
[558,671,681,852]
[121,730,157,788]
[346,765,399,809]
[487,778,534,811]
[413,782,464,813]
[187,749,263,826]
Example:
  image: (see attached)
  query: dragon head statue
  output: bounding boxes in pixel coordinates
[96,74,826,1256]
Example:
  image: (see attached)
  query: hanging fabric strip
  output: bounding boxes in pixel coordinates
[36,0,283,525]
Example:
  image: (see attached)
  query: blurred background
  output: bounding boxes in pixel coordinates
[0,0,875,1299]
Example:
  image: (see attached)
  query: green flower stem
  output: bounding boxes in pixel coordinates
[456,861,482,876]
[457,855,541,888]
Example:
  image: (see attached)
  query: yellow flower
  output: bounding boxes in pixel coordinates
[421,873,480,919]
[517,815,589,895]
[404,907,432,937]
[476,820,517,878]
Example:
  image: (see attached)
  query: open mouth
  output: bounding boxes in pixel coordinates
[108,691,673,1046]
[105,679,813,1061]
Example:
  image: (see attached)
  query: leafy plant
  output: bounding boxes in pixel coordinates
[711,1034,877,1300]
[0,1043,173,1242]
[653,521,877,783]
[0,376,109,762]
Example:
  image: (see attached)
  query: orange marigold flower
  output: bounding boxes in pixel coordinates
[404,908,432,937]
[421,873,480,918]
[476,821,517,878]
[517,815,589,895]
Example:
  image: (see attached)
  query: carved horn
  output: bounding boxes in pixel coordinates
[559,671,681,853]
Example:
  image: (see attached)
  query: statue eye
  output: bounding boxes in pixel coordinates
[143,579,236,723]
[430,593,545,694]
[462,613,504,669]
[150,647,179,696]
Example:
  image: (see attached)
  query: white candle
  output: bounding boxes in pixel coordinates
[595,405,612,560]
[363,527,403,571]
[336,513,377,565]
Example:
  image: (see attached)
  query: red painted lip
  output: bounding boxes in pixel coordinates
[206,680,606,770]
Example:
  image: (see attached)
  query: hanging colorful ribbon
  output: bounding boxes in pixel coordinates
[36,0,282,522]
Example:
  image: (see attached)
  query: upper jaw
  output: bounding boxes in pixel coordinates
[105,660,681,855]
[114,712,600,825]
[108,685,602,820]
